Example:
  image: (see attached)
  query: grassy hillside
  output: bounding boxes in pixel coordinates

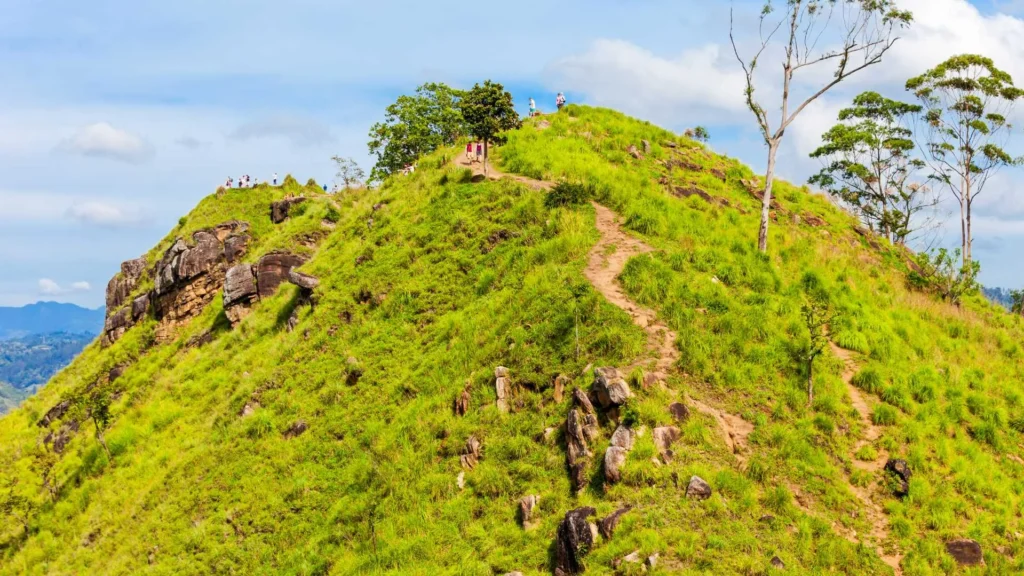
[0,106,1021,575]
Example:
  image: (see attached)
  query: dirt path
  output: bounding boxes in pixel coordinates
[830,342,902,575]
[455,151,552,191]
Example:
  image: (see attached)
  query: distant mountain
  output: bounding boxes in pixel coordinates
[0,332,94,416]
[0,301,105,340]
[983,287,1014,310]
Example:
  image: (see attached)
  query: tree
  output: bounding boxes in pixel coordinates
[906,54,1024,267]
[367,83,466,182]
[331,156,365,190]
[730,0,913,252]
[89,391,112,458]
[909,247,980,307]
[802,296,835,406]
[1010,289,1024,316]
[684,126,710,142]
[809,91,938,245]
[457,80,522,176]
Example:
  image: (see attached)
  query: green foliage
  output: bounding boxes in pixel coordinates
[457,80,521,155]
[544,181,595,208]
[1011,289,1024,316]
[367,82,466,182]
[331,156,365,190]
[909,248,980,305]
[808,91,934,245]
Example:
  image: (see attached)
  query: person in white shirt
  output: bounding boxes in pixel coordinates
[273,173,278,186]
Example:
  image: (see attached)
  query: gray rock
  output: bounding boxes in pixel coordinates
[641,140,651,154]
[653,426,681,460]
[554,507,596,576]
[223,234,249,263]
[256,252,306,298]
[38,399,71,427]
[591,367,633,409]
[565,408,591,491]
[283,420,308,438]
[177,230,221,280]
[686,475,712,500]
[668,402,690,423]
[519,495,540,528]
[610,425,635,450]
[271,197,306,223]
[770,556,785,569]
[131,293,150,320]
[604,446,627,484]
[495,366,511,413]
[572,389,599,442]
[884,458,912,498]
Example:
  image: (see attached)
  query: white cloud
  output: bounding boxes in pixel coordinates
[228,116,335,148]
[57,122,154,163]
[547,39,747,126]
[66,200,147,228]
[38,278,91,295]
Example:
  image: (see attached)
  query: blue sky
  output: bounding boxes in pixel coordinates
[2,0,1022,308]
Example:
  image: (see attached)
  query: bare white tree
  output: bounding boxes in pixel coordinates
[730,0,913,252]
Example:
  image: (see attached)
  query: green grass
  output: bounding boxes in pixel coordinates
[0,106,1022,575]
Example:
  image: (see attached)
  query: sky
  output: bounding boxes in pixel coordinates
[2,0,1022,308]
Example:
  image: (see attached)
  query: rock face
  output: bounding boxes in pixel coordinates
[222,252,307,325]
[946,539,983,566]
[591,367,632,409]
[495,366,512,413]
[884,458,912,498]
[554,507,596,576]
[223,264,258,324]
[271,197,307,224]
[686,475,712,500]
[38,399,71,427]
[101,257,149,346]
[256,252,306,298]
[150,222,251,341]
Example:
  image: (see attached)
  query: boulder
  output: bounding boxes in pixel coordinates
[460,435,482,470]
[770,556,785,569]
[256,252,306,298]
[653,426,681,461]
[591,367,632,409]
[610,426,635,451]
[686,475,712,500]
[641,140,651,154]
[598,506,631,539]
[553,374,568,403]
[612,551,642,569]
[668,402,690,423]
[946,539,983,566]
[572,388,599,442]
[495,366,511,413]
[288,270,320,290]
[604,446,627,484]
[519,495,540,528]
[627,145,642,159]
[223,234,249,263]
[554,507,596,576]
[345,357,363,386]
[646,554,659,569]
[108,364,127,382]
[884,458,912,498]
[271,197,307,224]
[454,384,470,416]
[565,408,592,491]
[131,293,150,320]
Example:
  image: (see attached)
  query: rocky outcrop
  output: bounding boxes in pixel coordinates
[566,390,599,492]
[668,402,690,423]
[770,556,785,569]
[105,257,147,311]
[222,252,307,326]
[494,366,512,413]
[591,367,632,410]
[884,458,912,498]
[454,382,471,416]
[553,374,568,403]
[44,419,79,453]
[151,222,250,341]
[686,475,712,500]
[945,539,982,566]
[101,257,149,346]
[283,420,308,438]
[271,197,306,224]
[554,507,597,576]
[38,399,72,427]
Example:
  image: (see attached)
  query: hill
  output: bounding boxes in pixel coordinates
[1,106,1022,575]
[0,302,104,340]
[0,332,96,416]
[983,287,1014,311]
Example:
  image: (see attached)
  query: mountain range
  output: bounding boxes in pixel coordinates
[0,301,104,340]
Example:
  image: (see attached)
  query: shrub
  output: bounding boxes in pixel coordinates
[544,181,595,208]
[852,367,884,394]
[872,404,898,426]
[908,248,980,306]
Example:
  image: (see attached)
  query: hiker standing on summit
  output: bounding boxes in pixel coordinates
[556,93,566,110]
[529,98,537,117]
[273,172,278,186]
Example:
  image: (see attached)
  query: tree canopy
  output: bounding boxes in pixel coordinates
[457,80,521,173]
[809,91,935,245]
[367,83,467,182]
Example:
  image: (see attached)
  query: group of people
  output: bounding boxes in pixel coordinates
[465,141,485,163]
[528,93,567,118]
[225,172,279,189]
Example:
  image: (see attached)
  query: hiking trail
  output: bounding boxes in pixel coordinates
[830,342,902,575]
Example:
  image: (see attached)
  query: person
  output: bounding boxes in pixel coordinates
[466,141,474,161]
[323,184,328,192]
[273,172,278,186]
[556,92,566,110]
[529,98,537,117]
[226,177,233,189]
[475,141,483,163]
